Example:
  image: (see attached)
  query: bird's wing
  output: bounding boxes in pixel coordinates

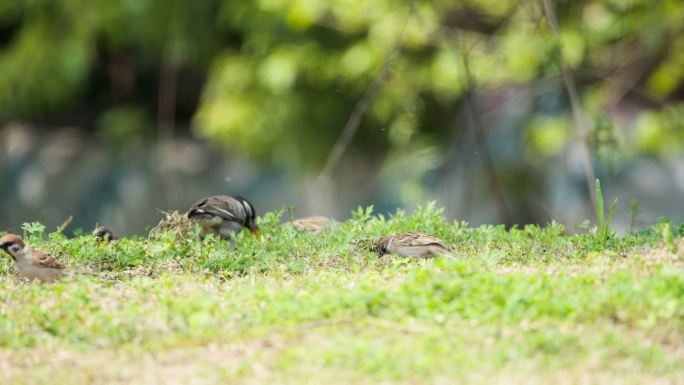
[30,250,65,270]
[291,216,333,231]
[398,232,448,248]
[189,196,246,223]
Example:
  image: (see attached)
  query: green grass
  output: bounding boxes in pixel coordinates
[1,204,684,384]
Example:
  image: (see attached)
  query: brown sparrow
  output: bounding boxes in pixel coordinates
[187,195,260,239]
[288,216,340,233]
[92,226,116,242]
[375,232,455,259]
[0,234,66,282]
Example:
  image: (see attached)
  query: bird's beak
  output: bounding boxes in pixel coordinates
[0,242,8,252]
[252,228,261,238]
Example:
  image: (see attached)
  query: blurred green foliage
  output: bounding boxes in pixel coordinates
[1,0,684,170]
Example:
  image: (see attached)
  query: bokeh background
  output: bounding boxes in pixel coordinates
[1,0,683,235]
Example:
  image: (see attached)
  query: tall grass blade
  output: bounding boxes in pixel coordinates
[595,179,604,229]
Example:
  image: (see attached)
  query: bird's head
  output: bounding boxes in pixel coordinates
[236,196,260,237]
[374,237,390,256]
[0,234,25,261]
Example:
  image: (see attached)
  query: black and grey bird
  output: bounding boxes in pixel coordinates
[186,195,260,239]
[92,226,116,242]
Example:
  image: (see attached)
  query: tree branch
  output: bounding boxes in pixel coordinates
[541,0,597,211]
[461,54,513,226]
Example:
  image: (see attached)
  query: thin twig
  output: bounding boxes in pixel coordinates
[55,215,74,235]
[310,50,400,203]
[308,8,412,210]
[461,54,513,226]
[158,4,180,142]
[157,3,185,209]
[541,0,597,211]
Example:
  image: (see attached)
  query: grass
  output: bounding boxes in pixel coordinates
[1,203,683,384]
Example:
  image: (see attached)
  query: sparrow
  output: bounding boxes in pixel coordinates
[186,195,260,239]
[0,234,66,282]
[92,226,116,242]
[375,232,455,259]
[288,216,340,233]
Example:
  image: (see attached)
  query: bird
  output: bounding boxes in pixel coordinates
[186,195,260,239]
[375,232,455,259]
[288,216,340,233]
[0,234,67,282]
[92,226,116,242]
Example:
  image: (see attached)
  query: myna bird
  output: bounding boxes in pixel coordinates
[187,195,260,239]
[92,226,116,242]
